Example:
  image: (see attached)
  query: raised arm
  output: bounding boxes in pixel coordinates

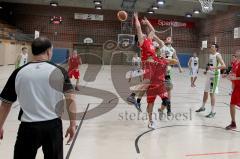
[153,34,165,48]
[143,17,155,33]
[142,17,156,40]
[134,12,144,45]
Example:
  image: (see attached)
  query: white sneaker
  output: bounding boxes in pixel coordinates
[148,121,156,129]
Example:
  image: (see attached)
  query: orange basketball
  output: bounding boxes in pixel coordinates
[117,11,128,21]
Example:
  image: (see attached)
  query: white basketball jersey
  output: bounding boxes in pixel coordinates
[161,45,175,60]
[161,45,175,71]
[19,53,28,67]
[208,52,221,76]
[191,57,199,69]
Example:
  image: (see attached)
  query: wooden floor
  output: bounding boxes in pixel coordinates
[0,64,239,159]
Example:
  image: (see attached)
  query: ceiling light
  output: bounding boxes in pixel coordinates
[193,10,200,14]
[185,13,192,18]
[147,9,154,14]
[50,1,58,7]
[94,0,102,5]
[95,5,102,10]
[152,5,159,10]
[0,6,2,9]
[157,0,165,5]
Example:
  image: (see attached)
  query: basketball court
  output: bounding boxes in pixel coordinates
[0,0,240,159]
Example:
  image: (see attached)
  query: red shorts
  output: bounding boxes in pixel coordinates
[68,69,80,79]
[147,82,168,103]
[142,61,156,80]
[230,86,240,107]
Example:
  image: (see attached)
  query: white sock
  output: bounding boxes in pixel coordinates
[201,103,206,109]
[211,106,215,113]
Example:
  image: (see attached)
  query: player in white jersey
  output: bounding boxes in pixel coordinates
[196,44,226,118]
[160,36,183,116]
[15,47,29,68]
[188,53,199,87]
[128,53,142,82]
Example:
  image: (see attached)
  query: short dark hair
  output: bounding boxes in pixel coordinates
[212,43,219,51]
[31,37,52,55]
[22,47,27,51]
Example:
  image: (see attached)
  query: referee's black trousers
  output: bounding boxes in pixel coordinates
[14,118,63,159]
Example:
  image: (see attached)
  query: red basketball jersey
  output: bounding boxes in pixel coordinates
[69,55,80,70]
[140,38,158,62]
[231,60,238,74]
[233,62,240,87]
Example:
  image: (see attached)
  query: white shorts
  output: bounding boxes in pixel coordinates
[204,74,220,94]
[189,68,198,77]
[126,68,143,79]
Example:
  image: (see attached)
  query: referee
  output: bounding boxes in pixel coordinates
[0,37,77,159]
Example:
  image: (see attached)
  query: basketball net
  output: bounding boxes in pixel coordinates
[199,0,214,13]
[155,26,173,37]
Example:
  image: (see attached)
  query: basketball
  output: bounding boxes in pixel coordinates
[117,10,128,21]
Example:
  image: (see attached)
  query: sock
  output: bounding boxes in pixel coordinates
[131,93,136,97]
[137,98,141,103]
[211,105,215,113]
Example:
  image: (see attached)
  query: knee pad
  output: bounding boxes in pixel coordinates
[162,98,171,107]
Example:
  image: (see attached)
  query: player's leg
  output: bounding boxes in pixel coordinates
[193,76,197,87]
[146,84,158,129]
[196,91,208,112]
[158,97,170,120]
[127,61,153,109]
[226,88,239,130]
[147,103,156,129]
[166,86,172,116]
[206,75,220,117]
[196,76,211,112]
[192,68,198,87]
[226,104,236,130]
[205,93,216,118]
[190,68,194,87]
[74,70,80,91]
[42,119,63,159]
[190,77,194,87]
[14,123,42,159]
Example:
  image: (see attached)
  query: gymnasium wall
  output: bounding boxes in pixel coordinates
[0,3,200,65]
[0,40,31,66]
[198,6,240,68]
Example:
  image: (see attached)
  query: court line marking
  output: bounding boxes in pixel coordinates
[186,151,240,157]
[65,103,90,159]
[135,125,240,154]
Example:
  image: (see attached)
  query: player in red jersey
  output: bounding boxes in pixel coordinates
[147,55,178,129]
[225,50,240,130]
[127,12,164,111]
[223,54,238,95]
[68,50,82,91]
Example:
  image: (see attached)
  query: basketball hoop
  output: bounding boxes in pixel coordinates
[199,0,214,13]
